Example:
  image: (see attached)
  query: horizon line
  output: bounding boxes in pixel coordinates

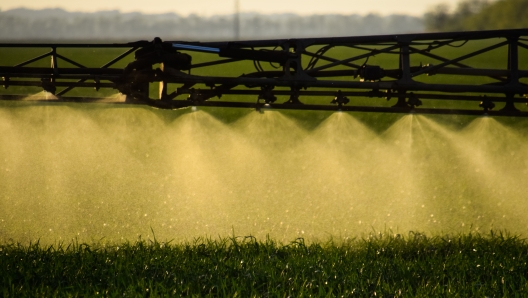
[0,6,426,18]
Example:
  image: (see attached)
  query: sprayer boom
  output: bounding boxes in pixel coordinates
[1,29,528,116]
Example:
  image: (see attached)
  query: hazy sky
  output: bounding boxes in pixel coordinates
[1,0,462,16]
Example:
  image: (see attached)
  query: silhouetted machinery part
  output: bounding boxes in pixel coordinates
[117,37,191,100]
[1,29,528,116]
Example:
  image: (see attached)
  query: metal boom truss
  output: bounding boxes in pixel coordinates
[1,29,528,116]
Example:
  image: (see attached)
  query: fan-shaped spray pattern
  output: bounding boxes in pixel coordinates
[1,101,527,244]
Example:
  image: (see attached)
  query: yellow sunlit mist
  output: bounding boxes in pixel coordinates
[413,115,528,232]
[21,91,58,101]
[1,102,528,245]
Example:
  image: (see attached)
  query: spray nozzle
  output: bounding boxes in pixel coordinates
[479,97,495,112]
[331,90,349,107]
[258,86,276,104]
[41,77,56,94]
[187,89,204,104]
[407,92,422,109]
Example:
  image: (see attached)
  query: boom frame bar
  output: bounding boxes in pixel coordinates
[1,29,527,116]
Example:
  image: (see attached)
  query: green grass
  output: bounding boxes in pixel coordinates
[1,231,527,297]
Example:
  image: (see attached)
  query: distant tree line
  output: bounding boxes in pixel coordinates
[0,8,423,41]
[425,0,528,31]
[2,0,524,41]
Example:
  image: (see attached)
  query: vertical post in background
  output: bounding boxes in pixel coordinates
[159,63,168,101]
[51,46,58,73]
[502,37,519,111]
[234,0,240,40]
[48,46,58,94]
[393,42,411,108]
